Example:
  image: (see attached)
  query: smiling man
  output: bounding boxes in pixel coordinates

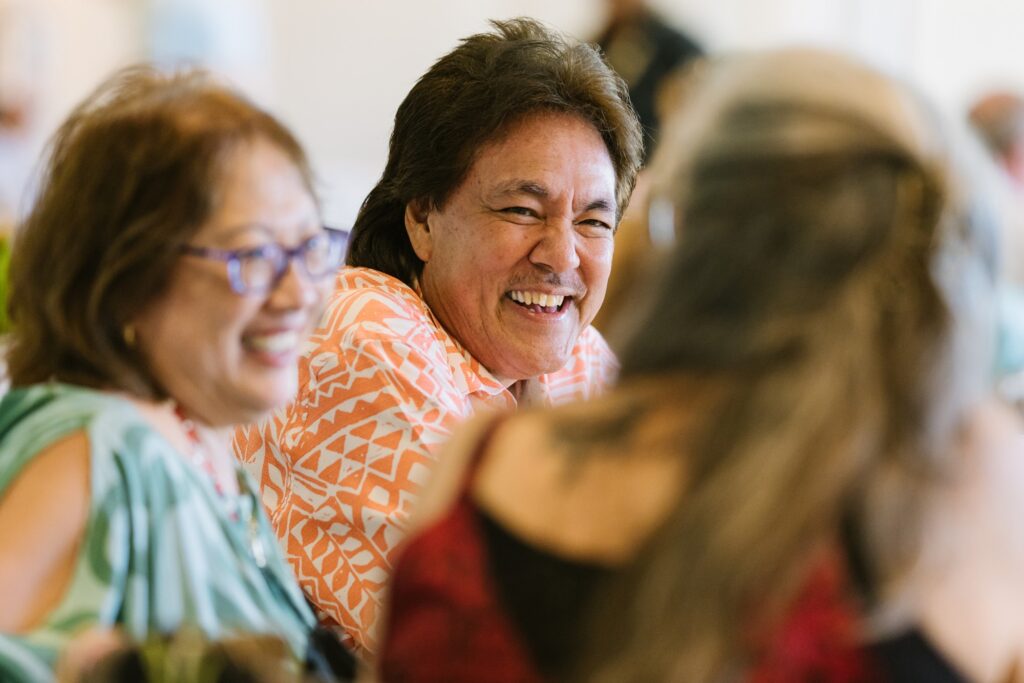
[408,112,618,386]
[233,18,643,654]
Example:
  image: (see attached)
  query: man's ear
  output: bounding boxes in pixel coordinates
[405,198,433,262]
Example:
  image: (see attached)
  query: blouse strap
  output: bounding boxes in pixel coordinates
[459,412,509,493]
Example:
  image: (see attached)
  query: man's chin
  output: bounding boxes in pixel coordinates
[493,352,574,383]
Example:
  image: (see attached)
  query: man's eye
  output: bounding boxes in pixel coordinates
[502,207,538,218]
[579,218,612,230]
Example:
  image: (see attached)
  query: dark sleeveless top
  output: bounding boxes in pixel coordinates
[380,418,966,682]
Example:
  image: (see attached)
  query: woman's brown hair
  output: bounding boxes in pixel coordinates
[7,66,315,399]
[576,50,994,681]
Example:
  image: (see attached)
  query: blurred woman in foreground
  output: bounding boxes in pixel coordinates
[0,68,351,681]
[380,49,1024,682]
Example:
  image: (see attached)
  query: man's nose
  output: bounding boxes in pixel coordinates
[529,219,581,273]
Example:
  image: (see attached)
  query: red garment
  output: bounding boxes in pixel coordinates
[749,553,883,682]
[381,492,545,683]
[381,423,881,682]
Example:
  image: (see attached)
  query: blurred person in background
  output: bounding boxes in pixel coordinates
[970,92,1024,188]
[968,91,1024,392]
[0,0,44,229]
[379,49,1024,682]
[591,59,703,332]
[0,0,45,338]
[591,0,706,334]
[0,67,353,682]
[233,17,643,656]
[595,0,703,162]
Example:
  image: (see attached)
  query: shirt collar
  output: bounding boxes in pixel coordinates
[411,276,510,401]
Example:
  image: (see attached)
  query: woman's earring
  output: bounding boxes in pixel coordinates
[122,324,137,348]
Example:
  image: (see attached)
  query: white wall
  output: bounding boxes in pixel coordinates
[5,0,1024,225]
[265,0,1024,225]
[263,0,609,226]
[913,0,1024,110]
[0,0,140,222]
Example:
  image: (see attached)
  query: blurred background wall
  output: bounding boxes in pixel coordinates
[1,0,1023,228]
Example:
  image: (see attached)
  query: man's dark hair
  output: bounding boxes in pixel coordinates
[347,17,644,286]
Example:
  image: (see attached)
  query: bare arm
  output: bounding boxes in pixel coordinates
[0,431,90,631]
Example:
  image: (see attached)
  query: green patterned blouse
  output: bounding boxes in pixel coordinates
[0,384,315,682]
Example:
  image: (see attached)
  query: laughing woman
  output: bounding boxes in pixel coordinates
[0,68,351,681]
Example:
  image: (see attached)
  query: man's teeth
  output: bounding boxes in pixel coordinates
[509,290,566,308]
[246,331,299,354]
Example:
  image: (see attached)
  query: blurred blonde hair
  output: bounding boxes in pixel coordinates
[579,49,995,682]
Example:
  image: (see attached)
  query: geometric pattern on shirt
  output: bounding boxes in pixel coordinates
[233,267,617,655]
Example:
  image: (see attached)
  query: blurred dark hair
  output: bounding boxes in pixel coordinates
[347,17,644,286]
[7,66,315,399]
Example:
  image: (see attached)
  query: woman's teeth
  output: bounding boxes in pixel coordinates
[245,331,299,354]
[509,290,566,309]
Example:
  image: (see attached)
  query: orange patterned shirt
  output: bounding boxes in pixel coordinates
[233,267,617,654]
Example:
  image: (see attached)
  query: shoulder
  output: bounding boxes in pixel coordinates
[0,427,90,516]
[304,268,457,388]
[472,400,686,564]
[325,267,434,334]
[0,384,174,485]
[0,384,127,459]
[310,268,444,353]
[0,428,90,631]
[2,427,90,505]
[409,412,506,534]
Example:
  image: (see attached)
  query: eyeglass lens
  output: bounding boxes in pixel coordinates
[236,232,345,292]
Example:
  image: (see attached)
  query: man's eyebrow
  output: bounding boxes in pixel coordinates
[489,180,549,199]
[583,197,615,213]
[489,181,616,213]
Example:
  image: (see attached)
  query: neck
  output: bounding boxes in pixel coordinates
[167,399,238,495]
[894,405,1024,682]
[908,558,1024,681]
[511,379,545,407]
